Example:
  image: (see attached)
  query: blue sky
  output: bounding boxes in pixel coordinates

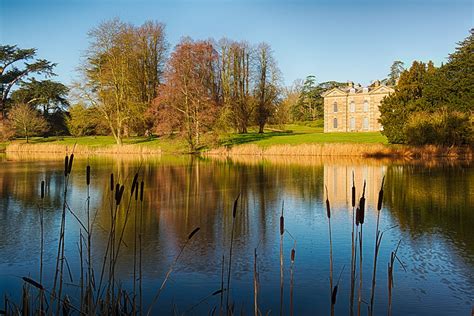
[1,0,472,86]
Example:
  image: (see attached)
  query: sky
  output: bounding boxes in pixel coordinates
[1,0,473,87]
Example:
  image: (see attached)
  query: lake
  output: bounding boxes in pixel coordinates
[0,153,472,315]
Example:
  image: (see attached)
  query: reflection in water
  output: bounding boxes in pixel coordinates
[0,153,472,315]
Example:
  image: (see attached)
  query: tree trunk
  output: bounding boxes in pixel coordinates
[258,125,264,134]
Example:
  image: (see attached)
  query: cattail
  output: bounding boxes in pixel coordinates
[140,181,144,202]
[116,185,125,205]
[115,183,120,201]
[131,173,139,196]
[291,248,295,263]
[359,181,366,224]
[356,207,360,226]
[22,277,44,290]
[188,227,200,240]
[377,176,385,211]
[232,194,240,218]
[135,181,139,201]
[64,155,69,176]
[110,173,114,191]
[351,172,356,208]
[86,166,91,186]
[279,215,284,235]
[40,181,45,199]
[331,285,338,305]
[67,154,74,174]
[325,186,331,219]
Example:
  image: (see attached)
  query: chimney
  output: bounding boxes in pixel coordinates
[347,81,354,88]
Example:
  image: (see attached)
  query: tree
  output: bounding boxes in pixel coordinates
[379,61,434,143]
[253,43,281,133]
[423,29,474,112]
[218,39,253,133]
[151,39,220,151]
[67,103,105,137]
[11,79,69,115]
[291,78,345,122]
[8,103,48,142]
[80,18,167,144]
[11,78,69,134]
[386,61,405,86]
[0,45,56,118]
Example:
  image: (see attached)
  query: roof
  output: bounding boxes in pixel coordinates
[321,84,394,98]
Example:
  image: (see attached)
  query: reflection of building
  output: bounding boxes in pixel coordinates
[322,81,393,133]
[324,163,386,208]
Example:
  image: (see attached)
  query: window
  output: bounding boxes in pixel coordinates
[333,102,338,113]
[363,100,369,112]
[333,118,338,129]
[350,101,355,112]
[350,117,355,130]
[363,117,369,130]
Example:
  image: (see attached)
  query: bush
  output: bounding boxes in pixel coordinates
[0,119,15,141]
[405,109,472,146]
[67,104,109,137]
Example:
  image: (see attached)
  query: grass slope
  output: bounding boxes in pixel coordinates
[221,123,387,148]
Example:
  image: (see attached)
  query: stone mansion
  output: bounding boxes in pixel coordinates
[321,81,393,132]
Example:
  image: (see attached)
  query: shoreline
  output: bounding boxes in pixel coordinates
[206,143,473,160]
[2,142,472,160]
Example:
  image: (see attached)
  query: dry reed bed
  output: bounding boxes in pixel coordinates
[5,143,162,155]
[207,143,473,159]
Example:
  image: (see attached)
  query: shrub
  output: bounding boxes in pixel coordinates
[405,109,472,146]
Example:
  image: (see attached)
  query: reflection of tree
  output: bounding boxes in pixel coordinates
[384,163,474,260]
[1,155,472,278]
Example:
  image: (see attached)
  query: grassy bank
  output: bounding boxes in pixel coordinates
[2,135,185,154]
[2,123,471,159]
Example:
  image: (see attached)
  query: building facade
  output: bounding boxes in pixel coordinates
[321,81,393,133]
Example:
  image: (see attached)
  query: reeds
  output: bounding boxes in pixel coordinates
[206,142,474,159]
[5,143,162,155]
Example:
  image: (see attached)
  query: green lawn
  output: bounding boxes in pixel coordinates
[221,123,387,147]
[1,122,388,153]
[5,135,187,153]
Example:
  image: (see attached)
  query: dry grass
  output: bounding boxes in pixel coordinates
[206,143,473,159]
[5,143,162,155]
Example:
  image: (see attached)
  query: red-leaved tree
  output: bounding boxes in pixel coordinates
[151,39,220,151]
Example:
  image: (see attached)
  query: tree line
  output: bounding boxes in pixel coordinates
[1,20,472,149]
[379,29,473,146]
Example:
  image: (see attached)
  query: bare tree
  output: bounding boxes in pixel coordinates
[152,39,220,151]
[80,18,167,144]
[9,103,48,142]
[254,43,281,133]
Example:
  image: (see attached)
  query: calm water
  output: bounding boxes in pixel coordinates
[0,153,473,315]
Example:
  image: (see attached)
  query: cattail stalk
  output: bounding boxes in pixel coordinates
[290,246,296,316]
[139,180,144,316]
[369,176,385,316]
[226,194,240,313]
[146,227,200,316]
[279,202,285,316]
[39,180,45,313]
[326,186,335,316]
[350,171,356,316]
[388,241,403,316]
[253,248,259,316]
[357,181,366,316]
